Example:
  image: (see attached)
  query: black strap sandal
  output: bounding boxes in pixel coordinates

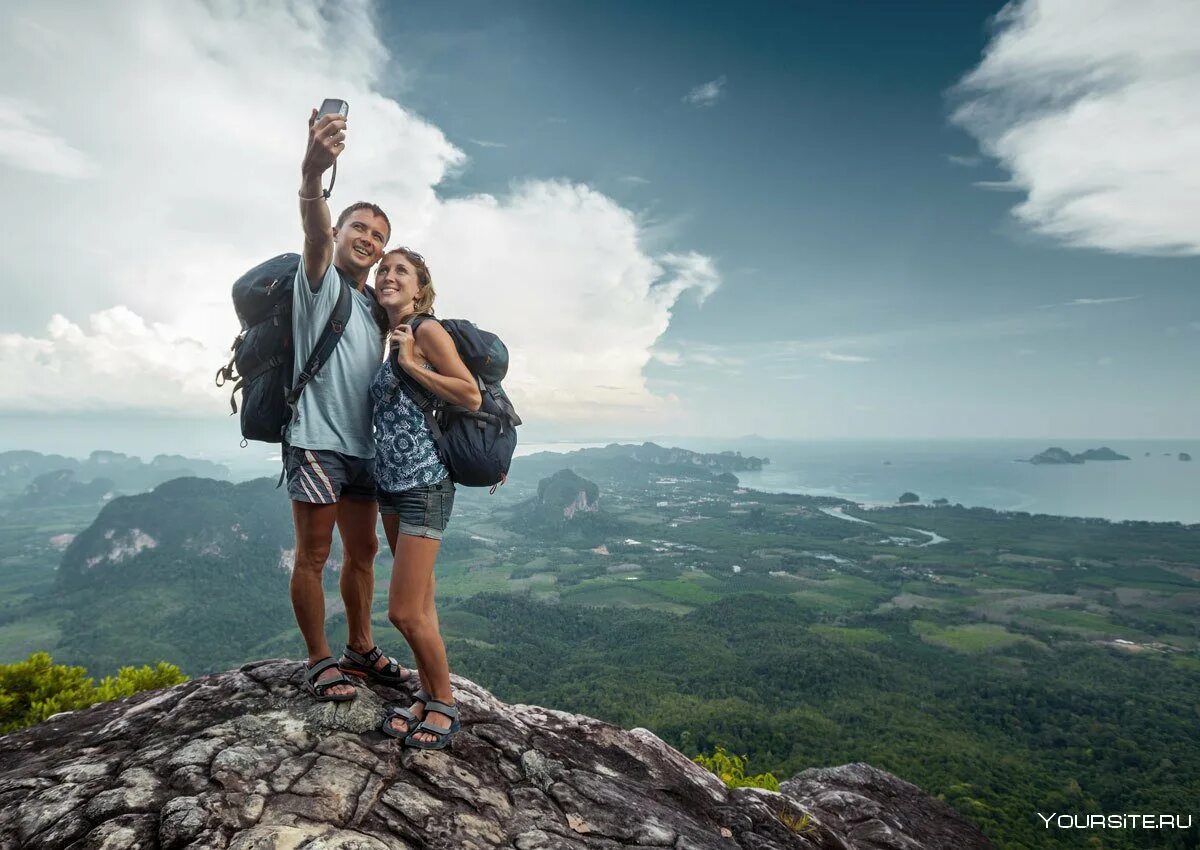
[404,699,461,750]
[380,689,430,739]
[302,657,357,703]
[339,645,411,685]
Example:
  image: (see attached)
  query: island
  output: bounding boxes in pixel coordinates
[1028,446,1130,464]
[1181,452,1193,462]
[898,491,920,504]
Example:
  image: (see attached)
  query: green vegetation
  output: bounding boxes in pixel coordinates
[440,593,1198,850]
[693,745,780,791]
[912,620,1035,653]
[0,651,185,733]
[1,444,1197,850]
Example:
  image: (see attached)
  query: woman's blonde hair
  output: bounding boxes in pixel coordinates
[384,247,436,315]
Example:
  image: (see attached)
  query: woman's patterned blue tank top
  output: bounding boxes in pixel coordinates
[370,358,449,493]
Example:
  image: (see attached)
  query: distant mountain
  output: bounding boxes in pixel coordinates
[507,469,620,543]
[20,470,116,508]
[53,476,297,673]
[536,469,600,519]
[1028,446,1129,465]
[0,449,230,501]
[511,443,765,494]
[1180,452,1192,462]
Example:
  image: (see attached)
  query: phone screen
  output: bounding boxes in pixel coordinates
[317,99,349,118]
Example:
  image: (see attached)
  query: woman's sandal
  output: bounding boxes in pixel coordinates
[380,689,430,739]
[339,645,411,686]
[302,657,357,703]
[404,699,461,751]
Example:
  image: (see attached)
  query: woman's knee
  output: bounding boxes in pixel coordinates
[388,607,429,637]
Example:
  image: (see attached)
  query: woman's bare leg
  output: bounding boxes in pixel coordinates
[385,531,453,739]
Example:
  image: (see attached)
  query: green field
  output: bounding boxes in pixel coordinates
[912,621,1039,653]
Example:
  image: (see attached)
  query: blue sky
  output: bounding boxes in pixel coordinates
[376,0,1200,439]
[0,0,1197,455]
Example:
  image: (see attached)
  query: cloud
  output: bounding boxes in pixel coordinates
[468,138,506,148]
[650,345,728,369]
[946,154,981,167]
[0,98,96,178]
[952,0,1200,255]
[1037,295,1141,308]
[683,76,726,108]
[0,309,216,413]
[972,180,1022,192]
[0,1,718,428]
[820,351,873,363]
[619,175,650,185]
[1066,295,1140,306]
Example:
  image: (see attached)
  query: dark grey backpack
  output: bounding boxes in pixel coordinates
[216,253,366,443]
[391,315,522,488]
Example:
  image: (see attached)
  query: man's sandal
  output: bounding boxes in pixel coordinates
[404,699,461,751]
[302,657,357,703]
[339,645,411,686]
[380,689,430,739]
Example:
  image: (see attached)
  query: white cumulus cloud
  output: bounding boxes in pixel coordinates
[0,1,718,428]
[952,0,1200,255]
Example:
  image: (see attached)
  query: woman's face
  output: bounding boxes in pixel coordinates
[375,253,421,311]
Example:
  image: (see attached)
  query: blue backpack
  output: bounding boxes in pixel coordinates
[391,315,522,488]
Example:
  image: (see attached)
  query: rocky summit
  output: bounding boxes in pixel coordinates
[0,660,993,850]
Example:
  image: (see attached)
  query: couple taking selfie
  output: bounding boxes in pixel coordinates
[223,101,519,750]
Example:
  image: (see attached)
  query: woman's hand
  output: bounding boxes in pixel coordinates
[390,325,416,368]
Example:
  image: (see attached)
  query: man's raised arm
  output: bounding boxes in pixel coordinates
[298,109,347,291]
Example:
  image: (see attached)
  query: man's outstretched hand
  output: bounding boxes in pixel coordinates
[302,109,347,177]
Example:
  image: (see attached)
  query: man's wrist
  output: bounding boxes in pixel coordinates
[300,160,327,181]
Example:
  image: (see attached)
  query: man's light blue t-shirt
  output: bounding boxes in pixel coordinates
[286,262,383,459]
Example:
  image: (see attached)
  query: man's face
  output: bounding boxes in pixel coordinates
[333,210,389,273]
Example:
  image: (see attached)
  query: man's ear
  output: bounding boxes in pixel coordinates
[330,226,339,241]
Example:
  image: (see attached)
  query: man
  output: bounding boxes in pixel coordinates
[290,107,407,700]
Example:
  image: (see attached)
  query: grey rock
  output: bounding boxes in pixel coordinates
[781,764,993,850]
[0,660,993,850]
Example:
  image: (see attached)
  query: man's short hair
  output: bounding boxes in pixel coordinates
[336,202,391,243]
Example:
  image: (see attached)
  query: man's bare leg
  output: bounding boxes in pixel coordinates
[337,497,381,658]
[291,500,353,698]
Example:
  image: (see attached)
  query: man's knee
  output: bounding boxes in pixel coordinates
[294,543,333,574]
[342,537,379,569]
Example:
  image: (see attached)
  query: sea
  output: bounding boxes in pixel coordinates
[517,439,1200,524]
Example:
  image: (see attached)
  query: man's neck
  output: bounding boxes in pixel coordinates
[333,261,369,291]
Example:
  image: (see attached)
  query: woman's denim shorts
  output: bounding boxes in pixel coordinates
[376,477,455,540]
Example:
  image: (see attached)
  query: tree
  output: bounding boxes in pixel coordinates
[0,652,186,733]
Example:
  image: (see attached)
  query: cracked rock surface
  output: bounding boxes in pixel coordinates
[0,659,993,849]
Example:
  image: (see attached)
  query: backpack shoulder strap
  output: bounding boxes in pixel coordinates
[283,275,354,433]
[408,313,438,336]
[387,349,443,440]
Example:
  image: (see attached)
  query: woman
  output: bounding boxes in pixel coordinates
[371,247,481,749]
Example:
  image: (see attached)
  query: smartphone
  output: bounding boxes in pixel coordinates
[317,98,349,119]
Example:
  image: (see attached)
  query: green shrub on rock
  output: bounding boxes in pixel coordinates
[694,745,780,791]
[0,652,185,734]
